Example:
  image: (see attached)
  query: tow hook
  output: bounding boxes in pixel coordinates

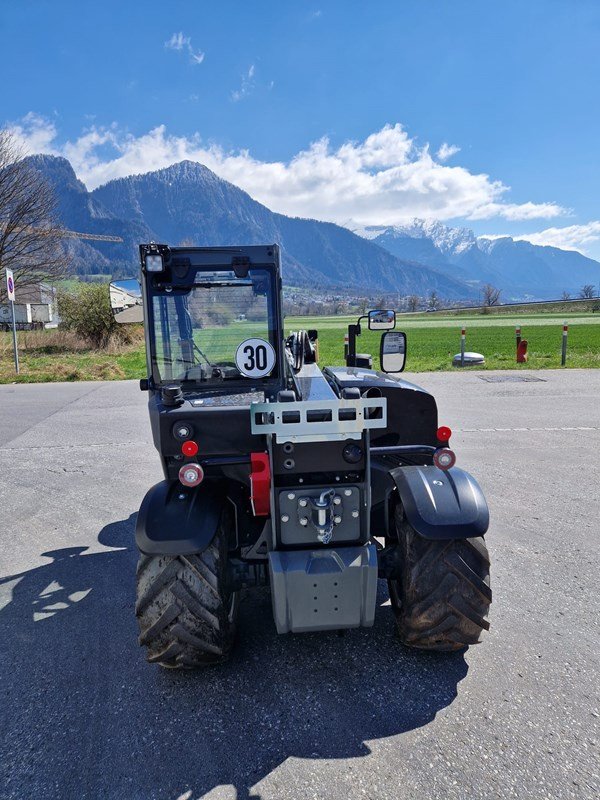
[309,489,336,544]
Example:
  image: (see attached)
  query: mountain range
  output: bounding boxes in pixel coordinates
[27,155,600,300]
[360,219,599,298]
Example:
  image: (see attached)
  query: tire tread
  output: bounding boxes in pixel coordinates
[388,506,491,651]
[135,513,238,668]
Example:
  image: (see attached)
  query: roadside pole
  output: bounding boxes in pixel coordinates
[561,322,568,367]
[5,268,19,374]
[460,326,466,367]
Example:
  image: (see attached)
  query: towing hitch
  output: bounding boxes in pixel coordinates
[310,489,336,544]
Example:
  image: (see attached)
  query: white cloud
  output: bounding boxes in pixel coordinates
[164,32,204,65]
[436,142,460,161]
[470,200,566,221]
[165,32,189,51]
[8,115,569,227]
[10,112,58,153]
[510,222,600,253]
[231,64,256,102]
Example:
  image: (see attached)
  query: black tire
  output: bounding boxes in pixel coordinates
[135,513,239,669]
[388,506,492,651]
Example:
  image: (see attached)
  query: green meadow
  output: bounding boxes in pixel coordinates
[1,311,600,382]
[291,313,600,371]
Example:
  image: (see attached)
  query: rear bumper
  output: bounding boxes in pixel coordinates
[268,543,378,634]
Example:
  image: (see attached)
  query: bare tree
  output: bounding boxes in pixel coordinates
[561,290,571,301]
[482,283,501,306]
[579,284,596,299]
[427,290,439,310]
[0,128,69,302]
[407,295,420,312]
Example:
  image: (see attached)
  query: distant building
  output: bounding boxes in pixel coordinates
[14,282,57,305]
[0,282,56,328]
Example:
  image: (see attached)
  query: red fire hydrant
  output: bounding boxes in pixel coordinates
[517,339,528,363]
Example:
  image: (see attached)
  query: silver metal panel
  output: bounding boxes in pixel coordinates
[268,544,378,634]
[250,397,387,443]
[294,363,338,401]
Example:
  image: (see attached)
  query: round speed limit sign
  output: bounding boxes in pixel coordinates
[235,338,276,378]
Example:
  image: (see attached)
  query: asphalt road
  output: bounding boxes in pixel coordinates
[0,370,598,800]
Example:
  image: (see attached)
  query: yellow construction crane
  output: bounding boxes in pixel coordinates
[0,224,123,243]
[59,228,123,243]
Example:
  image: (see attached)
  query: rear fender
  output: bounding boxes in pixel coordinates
[136,479,226,556]
[391,465,489,540]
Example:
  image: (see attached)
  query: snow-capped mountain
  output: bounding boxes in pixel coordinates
[362,219,476,256]
[360,219,600,298]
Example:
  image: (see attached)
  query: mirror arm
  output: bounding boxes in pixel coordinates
[346,322,361,367]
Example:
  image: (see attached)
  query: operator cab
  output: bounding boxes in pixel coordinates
[112,243,287,401]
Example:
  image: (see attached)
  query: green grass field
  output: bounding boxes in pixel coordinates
[1,311,600,382]
[293,315,600,371]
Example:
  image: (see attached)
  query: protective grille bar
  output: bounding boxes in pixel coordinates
[250,398,387,442]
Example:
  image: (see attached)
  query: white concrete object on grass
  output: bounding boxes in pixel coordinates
[452,351,485,366]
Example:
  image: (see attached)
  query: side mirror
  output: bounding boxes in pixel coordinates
[380,330,406,373]
[110,279,143,324]
[368,309,396,330]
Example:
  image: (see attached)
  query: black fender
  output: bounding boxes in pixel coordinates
[390,465,489,540]
[136,478,226,556]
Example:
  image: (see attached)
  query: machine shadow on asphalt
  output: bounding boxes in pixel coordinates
[0,514,469,800]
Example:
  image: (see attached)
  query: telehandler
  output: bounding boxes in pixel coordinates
[111,243,491,668]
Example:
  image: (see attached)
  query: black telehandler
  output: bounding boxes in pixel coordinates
[110,243,491,669]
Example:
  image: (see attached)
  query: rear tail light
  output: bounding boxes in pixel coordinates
[179,463,204,487]
[433,448,456,471]
[437,425,452,443]
[181,440,199,456]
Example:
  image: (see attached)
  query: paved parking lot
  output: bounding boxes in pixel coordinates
[0,370,599,799]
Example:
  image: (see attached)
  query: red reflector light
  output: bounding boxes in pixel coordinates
[178,463,204,487]
[181,440,199,457]
[437,426,452,442]
[433,448,456,471]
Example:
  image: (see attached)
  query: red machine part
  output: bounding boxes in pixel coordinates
[250,452,271,516]
[181,440,199,457]
[437,425,452,443]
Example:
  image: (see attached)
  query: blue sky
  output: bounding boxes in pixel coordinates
[2,0,600,256]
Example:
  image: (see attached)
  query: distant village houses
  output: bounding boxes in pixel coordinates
[0,281,56,329]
